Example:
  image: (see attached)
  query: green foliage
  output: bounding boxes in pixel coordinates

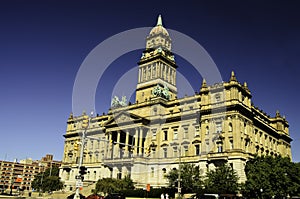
[243,155,300,198]
[31,166,63,192]
[165,163,203,194]
[204,163,239,194]
[94,176,134,195]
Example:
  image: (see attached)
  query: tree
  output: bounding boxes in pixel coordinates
[204,163,239,194]
[31,166,63,193]
[165,163,203,194]
[243,155,300,198]
[94,176,134,195]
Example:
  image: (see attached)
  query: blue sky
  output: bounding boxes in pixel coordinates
[0,0,299,162]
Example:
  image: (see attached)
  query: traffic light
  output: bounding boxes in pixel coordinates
[82,115,89,129]
[79,166,87,175]
[74,142,79,151]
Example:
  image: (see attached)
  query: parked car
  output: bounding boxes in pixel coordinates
[104,193,125,199]
[67,193,86,199]
[86,194,104,199]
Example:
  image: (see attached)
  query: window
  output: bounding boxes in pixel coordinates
[151,167,154,177]
[230,139,234,149]
[152,65,156,78]
[205,126,209,135]
[195,125,200,136]
[217,143,223,153]
[163,130,168,141]
[163,148,167,158]
[184,146,189,156]
[152,129,157,140]
[216,122,222,133]
[95,153,99,162]
[93,171,97,180]
[229,123,233,132]
[195,144,200,155]
[215,94,221,102]
[183,127,188,139]
[173,129,178,140]
[173,147,178,157]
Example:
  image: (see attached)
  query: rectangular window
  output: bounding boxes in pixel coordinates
[164,130,168,141]
[152,129,157,140]
[173,148,178,157]
[195,125,200,136]
[163,148,167,158]
[151,167,154,177]
[230,139,234,149]
[215,94,221,102]
[183,126,188,139]
[218,144,223,153]
[195,144,200,155]
[173,129,178,140]
[184,146,189,156]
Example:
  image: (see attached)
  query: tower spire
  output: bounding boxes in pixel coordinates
[157,14,162,26]
[230,71,237,82]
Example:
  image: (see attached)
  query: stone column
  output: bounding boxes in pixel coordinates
[150,64,153,79]
[168,66,171,82]
[173,69,176,84]
[125,130,129,157]
[116,131,121,158]
[139,128,143,156]
[134,128,139,156]
[138,68,141,83]
[108,133,112,159]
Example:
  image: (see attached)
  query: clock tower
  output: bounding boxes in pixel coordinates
[136,15,178,103]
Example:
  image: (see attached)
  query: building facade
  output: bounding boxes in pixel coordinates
[0,154,61,193]
[59,16,292,191]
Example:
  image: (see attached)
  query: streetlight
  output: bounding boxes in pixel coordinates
[73,112,91,199]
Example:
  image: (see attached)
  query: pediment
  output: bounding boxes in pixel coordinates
[105,111,146,127]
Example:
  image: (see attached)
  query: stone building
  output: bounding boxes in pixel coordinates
[59,16,292,191]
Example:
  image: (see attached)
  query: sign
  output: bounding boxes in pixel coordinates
[178,188,181,193]
[75,175,82,179]
[16,175,23,182]
[146,184,150,192]
[76,181,83,188]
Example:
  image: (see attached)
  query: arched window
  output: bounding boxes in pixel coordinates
[229,123,233,132]
[206,126,209,135]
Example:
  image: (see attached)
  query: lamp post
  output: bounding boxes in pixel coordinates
[177,145,182,198]
[74,113,91,199]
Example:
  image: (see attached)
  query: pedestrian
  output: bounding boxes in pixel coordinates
[161,193,165,199]
[165,193,169,199]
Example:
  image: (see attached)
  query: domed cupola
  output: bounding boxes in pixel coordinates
[146,15,172,51]
[136,15,178,103]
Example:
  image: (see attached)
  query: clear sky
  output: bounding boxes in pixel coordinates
[0,0,299,162]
